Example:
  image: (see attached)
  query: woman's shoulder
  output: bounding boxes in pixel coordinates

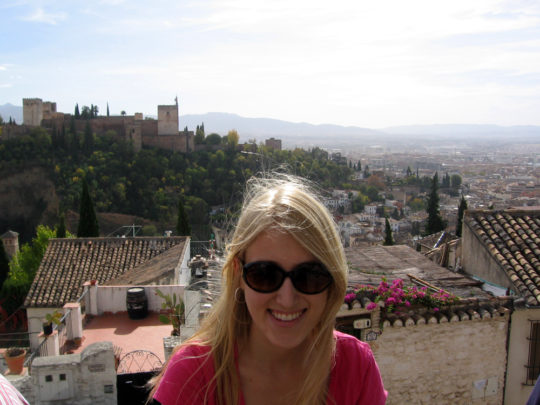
[333,330,373,355]
[154,343,216,405]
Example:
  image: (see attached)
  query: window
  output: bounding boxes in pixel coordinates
[45,375,53,382]
[59,374,66,381]
[526,320,540,385]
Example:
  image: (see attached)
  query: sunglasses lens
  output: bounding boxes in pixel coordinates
[244,262,284,292]
[293,263,333,294]
[243,261,332,294]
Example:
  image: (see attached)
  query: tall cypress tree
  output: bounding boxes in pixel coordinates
[425,172,446,235]
[77,178,99,237]
[56,213,67,238]
[75,103,80,118]
[0,239,9,290]
[107,102,110,117]
[383,217,394,246]
[176,199,191,236]
[456,195,468,237]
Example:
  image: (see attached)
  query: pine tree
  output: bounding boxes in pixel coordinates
[383,217,394,246]
[77,178,99,237]
[425,172,446,235]
[176,199,191,236]
[0,239,10,290]
[56,213,67,238]
[456,195,468,237]
[75,103,80,118]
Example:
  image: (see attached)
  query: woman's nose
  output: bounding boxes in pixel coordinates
[275,277,298,307]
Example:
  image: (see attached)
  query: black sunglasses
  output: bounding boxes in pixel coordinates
[242,261,333,295]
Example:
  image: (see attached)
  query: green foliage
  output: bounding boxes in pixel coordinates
[1,225,56,313]
[425,172,447,235]
[456,195,468,237]
[56,213,67,238]
[44,309,62,326]
[383,217,394,246]
[0,129,355,238]
[176,199,191,236]
[0,240,9,290]
[206,133,221,145]
[156,289,185,336]
[451,174,462,189]
[77,178,100,237]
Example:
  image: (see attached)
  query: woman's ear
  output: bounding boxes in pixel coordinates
[233,256,242,275]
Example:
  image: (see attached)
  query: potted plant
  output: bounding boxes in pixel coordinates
[42,310,63,335]
[4,347,26,374]
[156,289,185,336]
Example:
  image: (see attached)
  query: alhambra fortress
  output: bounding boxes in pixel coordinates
[7,98,195,153]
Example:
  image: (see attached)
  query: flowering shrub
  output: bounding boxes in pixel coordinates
[346,277,460,313]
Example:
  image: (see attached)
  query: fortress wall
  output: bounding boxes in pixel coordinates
[141,120,158,137]
[157,105,179,136]
[142,131,194,153]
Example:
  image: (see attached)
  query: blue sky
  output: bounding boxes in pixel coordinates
[2,0,540,128]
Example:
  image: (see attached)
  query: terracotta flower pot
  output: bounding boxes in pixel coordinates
[4,348,26,374]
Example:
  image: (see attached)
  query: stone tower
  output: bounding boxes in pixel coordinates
[157,97,179,136]
[23,98,44,126]
[1,230,19,259]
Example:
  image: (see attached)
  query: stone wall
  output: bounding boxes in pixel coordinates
[142,131,194,153]
[17,341,117,405]
[157,105,178,136]
[505,307,540,405]
[23,98,43,126]
[462,219,514,291]
[372,313,509,404]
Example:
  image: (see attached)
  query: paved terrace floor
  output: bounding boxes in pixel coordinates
[69,312,174,372]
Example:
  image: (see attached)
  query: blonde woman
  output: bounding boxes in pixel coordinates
[151,176,386,405]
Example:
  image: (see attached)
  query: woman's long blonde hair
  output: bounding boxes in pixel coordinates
[150,174,348,405]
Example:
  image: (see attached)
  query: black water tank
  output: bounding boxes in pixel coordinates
[126,287,148,319]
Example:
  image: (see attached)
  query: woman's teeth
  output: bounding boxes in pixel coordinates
[271,310,303,321]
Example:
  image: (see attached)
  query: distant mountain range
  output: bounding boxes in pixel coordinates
[2,103,539,148]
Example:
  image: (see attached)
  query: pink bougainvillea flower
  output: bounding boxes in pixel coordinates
[366,302,377,310]
[433,307,440,312]
[345,293,356,304]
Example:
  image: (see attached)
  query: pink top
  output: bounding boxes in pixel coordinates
[154,331,387,405]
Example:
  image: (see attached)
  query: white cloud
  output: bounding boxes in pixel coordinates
[22,7,67,25]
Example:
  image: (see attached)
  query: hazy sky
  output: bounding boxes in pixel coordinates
[2,0,540,128]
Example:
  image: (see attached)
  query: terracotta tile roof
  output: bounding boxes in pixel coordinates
[341,245,510,326]
[24,237,188,308]
[464,208,540,305]
[345,245,489,299]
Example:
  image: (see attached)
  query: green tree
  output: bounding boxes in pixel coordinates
[227,129,239,149]
[206,133,221,145]
[83,120,94,154]
[77,178,100,237]
[107,102,110,117]
[425,172,446,235]
[451,174,462,189]
[1,225,56,313]
[456,195,468,237]
[406,166,412,177]
[194,123,206,144]
[74,103,80,118]
[176,199,191,236]
[56,213,67,238]
[383,217,394,246]
[0,240,9,290]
